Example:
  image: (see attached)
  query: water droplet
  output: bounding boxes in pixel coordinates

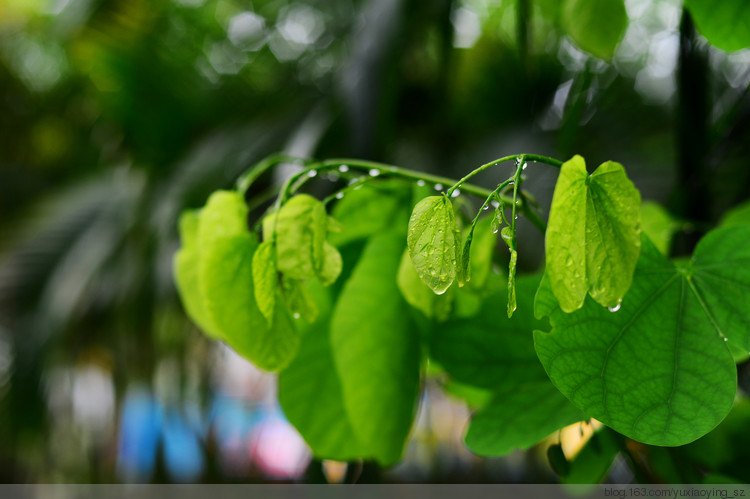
[522,162,528,170]
[417,180,426,187]
[354,185,362,190]
[434,183,444,191]
[482,205,489,211]
[492,227,499,234]
[335,192,344,199]
[368,168,380,177]
[608,299,623,313]
[293,313,301,319]
[723,337,728,342]
[451,189,461,198]
[339,165,349,173]
[491,200,500,209]
[307,170,317,178]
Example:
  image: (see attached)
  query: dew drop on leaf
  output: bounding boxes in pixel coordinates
[338,165,349,173]
[607,299,622,313]
[417,180,425,186]
[451,189,461,198]
[293,313,301,319]
[368,169,380,177]
[307,170,317,177]
[335,192,344,199]
[434,183,444,191]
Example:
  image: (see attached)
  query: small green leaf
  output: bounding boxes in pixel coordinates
[263,194,330,282]
[560,0,628,60]
[465,382,586,456]
[330,231,421,466]
[200,234,300,371]
[316,242,343,286]
[252,241,277,325]
[684,0,750,52]
[461,215,495,290]
[535,232,744,446]
[546,155,641,313]
[397,248,453,320]
[407,195,462,294]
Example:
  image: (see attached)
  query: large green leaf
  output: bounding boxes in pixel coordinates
[397,248,453,320]
[430,274,549,391]
[330,231,421,465]
[684,0,750,52]
[464,382,586,457]
[534,230,748,446]
[560,0,628,59]
[197,190,248,247]
[277,284,366,461]
[200,235,300,371]
[407,195,462,294]
[546,155,641,313]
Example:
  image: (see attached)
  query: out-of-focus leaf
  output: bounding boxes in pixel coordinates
[684,0,750,52]
[560,0,628,60]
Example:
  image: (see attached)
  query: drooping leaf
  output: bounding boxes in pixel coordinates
[464,382,586,456]
[277,285,365,461]
[461,215,496,291]
[174,210,222,338]
[430,274,550,391]
[200,234,300,371]
[397,248,453,320]
[684,0,750,52]
[197,190,248,248]
[546,155,641,313]
[330,231,421,465]
[535,231,746,446]
[263,194,341,284]
[317,242,343,286]
[641,201,679,255]
[560,0,628,60]
[252,241,277,324]
[407,195,462,294]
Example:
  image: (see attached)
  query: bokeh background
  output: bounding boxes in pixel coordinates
[0,0,749,484]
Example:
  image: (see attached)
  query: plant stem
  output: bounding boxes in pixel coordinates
[445,153,561,197]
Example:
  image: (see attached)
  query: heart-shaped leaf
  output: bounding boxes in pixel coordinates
[534,228,750,446]
[546,155,641,313]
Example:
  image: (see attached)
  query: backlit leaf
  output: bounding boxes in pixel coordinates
[641,201,679,255]
[407,195,462,294]
[546,155,641,313]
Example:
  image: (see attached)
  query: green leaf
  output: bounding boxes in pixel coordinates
[720,200,750,228]
[461,216,496,291]
[430,274,550,391]
[252,241,277,325]
[561,428,621,484]
[263,194,340,284]
[534,233,742,446]
[507,249,517,318]
[641,201,679,255]
[330,231,421,465]
[397,248,453,320]
[407,195,462,294]
[546,155,641,313]
[684,0,750,52]
[174,211,221,339]
[278,287,366,461]
[200,234,300,371]
[281,277,319,323]
[197,190,249,248]
[328,182,410,247]
[317,242,343,286]
[560,0,628,60]
[464,381,586,456]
